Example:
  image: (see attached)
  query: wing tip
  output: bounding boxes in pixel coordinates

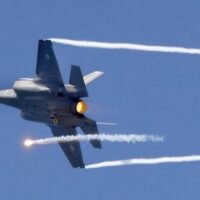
[38,39,53,46]
[72,163,85,169]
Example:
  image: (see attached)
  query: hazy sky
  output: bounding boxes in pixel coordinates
[0,1,200,199]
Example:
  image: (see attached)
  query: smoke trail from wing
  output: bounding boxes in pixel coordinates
[49,38,200,55]
[24,134,163,147]
[86,155,200,169]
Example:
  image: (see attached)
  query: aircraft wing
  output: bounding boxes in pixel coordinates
[49,125,85,168]
[36,40,65,91]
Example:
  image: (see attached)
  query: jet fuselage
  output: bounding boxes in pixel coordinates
[0,78,85,126]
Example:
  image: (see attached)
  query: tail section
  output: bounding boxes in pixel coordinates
[81,117,102,149]
[84,71,104,85]
[66,65,88,98]
[66,65,102,149]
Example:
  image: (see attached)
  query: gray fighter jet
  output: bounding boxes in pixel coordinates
[0,40,104,168]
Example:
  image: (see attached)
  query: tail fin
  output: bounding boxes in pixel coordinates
[67,65,88,97]
[81,117,102,149]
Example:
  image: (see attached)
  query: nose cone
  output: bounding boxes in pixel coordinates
[0,89,17,99]
[0,89,19,108]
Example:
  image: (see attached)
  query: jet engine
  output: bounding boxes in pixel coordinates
[71,100,87,114]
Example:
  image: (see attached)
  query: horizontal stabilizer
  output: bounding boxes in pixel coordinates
[81,117,102,149]
[84,71,104,85]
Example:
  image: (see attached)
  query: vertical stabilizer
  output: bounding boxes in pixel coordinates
[68,65,88,97]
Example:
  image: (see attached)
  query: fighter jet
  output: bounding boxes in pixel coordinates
[0,40,104,168]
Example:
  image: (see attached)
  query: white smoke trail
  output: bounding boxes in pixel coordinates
[86,155,200,169]
[49,38,200,55]
[97,122,117,126]
[24,134,163,146]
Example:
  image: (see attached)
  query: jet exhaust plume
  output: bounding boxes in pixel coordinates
[86,155,200,169]
[49,38,200,55]
[23,133,163,147]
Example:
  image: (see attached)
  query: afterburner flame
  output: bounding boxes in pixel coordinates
[76,100,87,114]
[24,139,34,147]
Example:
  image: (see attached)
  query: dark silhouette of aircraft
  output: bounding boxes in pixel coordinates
[0,40,104,168]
